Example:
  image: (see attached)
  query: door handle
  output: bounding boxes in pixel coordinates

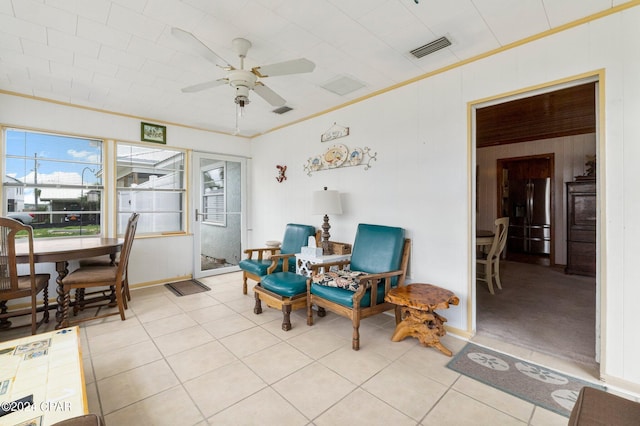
[195,208,205,221]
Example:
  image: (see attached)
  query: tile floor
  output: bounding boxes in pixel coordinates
[2,272,608,425]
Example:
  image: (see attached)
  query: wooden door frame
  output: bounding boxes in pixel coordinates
[496,153,555,266]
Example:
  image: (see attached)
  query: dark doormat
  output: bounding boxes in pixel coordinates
[447,343,605,417]
[165,280,211,297]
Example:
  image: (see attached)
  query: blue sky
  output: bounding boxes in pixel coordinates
[5,129,102,206]
[5,129,102,183]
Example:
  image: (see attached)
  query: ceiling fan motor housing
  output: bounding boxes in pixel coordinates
[229,70,256,106]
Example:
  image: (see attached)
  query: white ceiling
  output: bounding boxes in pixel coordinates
[0,0,629,137]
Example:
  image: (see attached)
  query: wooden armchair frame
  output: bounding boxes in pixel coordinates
[306,238,411,350]
[241,246,282,295]
[240,228,320,295]
[253,252,307,330]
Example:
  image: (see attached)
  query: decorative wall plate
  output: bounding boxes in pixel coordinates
[349,148,363,166]
[309,156,322,171]
[304,146,377,176]
[322,144,348,168]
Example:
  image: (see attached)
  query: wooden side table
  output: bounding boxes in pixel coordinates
[385,283,459,356]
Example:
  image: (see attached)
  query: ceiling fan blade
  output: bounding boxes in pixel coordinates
[252,58,315,78]
[253,82,286,106]
[171,27,232,69]
[181,78,228,93]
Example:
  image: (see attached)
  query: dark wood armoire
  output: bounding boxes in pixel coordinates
[565,178,596,276]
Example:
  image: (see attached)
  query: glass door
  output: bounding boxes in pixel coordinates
[192,152,246,279]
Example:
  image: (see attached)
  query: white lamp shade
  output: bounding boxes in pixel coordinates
[312,189,342,215]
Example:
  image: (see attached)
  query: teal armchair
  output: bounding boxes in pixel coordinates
[251,225,320,331]
[239,223,317,294]
[306,224,411,350]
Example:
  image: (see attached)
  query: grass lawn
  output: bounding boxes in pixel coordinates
[15,225,101,238]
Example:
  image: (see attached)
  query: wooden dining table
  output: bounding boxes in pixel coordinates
[14,237,123,329]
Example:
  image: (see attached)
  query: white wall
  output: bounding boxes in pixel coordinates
[0,93,250,288]
[250,7,640,391]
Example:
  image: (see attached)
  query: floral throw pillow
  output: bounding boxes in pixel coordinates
[312,270,367,292]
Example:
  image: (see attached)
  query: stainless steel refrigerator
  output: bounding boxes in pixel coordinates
[506,177,551,255]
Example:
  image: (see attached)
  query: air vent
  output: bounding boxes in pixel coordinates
[272,106,293,114]
[320,75,366,96]
[410,36,451,58]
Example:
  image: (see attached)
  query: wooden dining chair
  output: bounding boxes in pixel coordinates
[76,212,138,308]
[60,213,139,327]
[0,217,50,334]
[477,217,509,294]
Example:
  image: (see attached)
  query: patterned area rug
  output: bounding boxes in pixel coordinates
[447,343,605,417]
[165,280,211,297]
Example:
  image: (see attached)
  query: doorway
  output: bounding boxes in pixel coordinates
[472,77,600,366]
[192,151,246,279]
[497,154,554,266]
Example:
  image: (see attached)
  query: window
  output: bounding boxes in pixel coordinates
[3,128,103,238]
[116,143,186,235]
[202,162,226,225]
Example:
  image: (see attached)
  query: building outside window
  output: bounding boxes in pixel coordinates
[3,128,103,237]
[202,162,226,226]
[116,143,186,236]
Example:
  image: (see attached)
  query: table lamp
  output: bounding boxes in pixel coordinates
[312,187,343,254]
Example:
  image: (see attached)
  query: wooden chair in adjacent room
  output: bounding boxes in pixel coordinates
[306,223,411,350]
[0,217,50,334]
[59,213,139,327]
[476,217,509,294]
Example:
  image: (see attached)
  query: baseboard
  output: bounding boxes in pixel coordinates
[600,374,640,401]
[129,275,193,290]
[445,325,473,339]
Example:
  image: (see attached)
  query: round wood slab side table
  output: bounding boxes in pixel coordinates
[385,283,459,356]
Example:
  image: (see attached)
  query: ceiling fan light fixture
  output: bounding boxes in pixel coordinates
[235,96,249,107]
[235,95,249,120]
[234,85,251,113]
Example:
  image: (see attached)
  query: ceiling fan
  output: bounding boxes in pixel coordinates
[172,28,316,115]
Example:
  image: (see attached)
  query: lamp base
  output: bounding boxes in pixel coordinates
[321,214,331,255]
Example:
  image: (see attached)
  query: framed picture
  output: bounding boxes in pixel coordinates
[140,122,166,144]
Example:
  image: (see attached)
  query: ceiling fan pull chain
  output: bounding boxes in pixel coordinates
[234,104,240,135]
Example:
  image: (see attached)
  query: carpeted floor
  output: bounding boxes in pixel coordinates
[447,343,604,417]
[164,280,211,296]
[476,261,597,365]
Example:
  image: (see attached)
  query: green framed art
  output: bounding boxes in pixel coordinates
[140,122,166,144]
